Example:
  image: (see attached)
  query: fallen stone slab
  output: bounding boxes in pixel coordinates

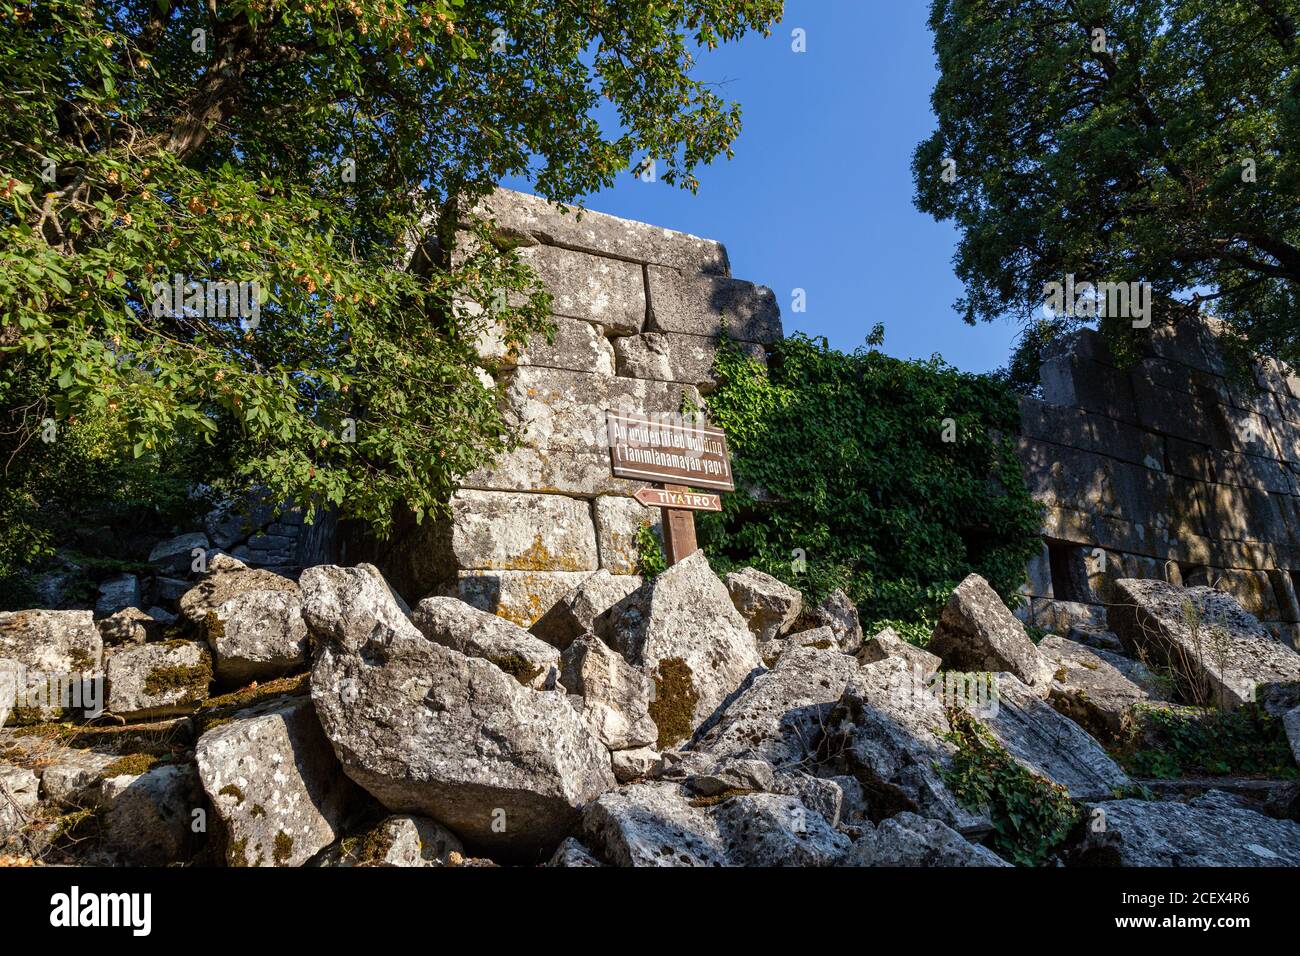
[725,567,803,643]
[596,551,761,747]
[197,696,356,867]
[692,643,858,768]
[1039,634,1167,741]
[303,565,614,858]
[1109,578,1300,707]
[561,635,657,751]
[820,657,989,835]
[95,574,140,618]
[980,673,1130,801]
[40,748,116,805]
[179,554,297,627]
[531,570,642,651]
[0,763,39,846]
[840,812,1010,867]
[1071,794,1300,866]
[856,627,942,675]
[582,782,847,867]
[412,596,560,690]
[205,588,308,685]
[148,532,209,575]
[0,610,103,720]
[929,573,1052,690]
[105,640,212,719]
[97,607,165,647]
[99,762,201,865]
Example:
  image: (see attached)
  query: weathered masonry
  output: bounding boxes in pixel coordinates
[351,188,783,626]
[1017,319,1300,651]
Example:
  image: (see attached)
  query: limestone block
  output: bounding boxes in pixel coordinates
[471,187,731,276]
[593,496,662,575]
[614,332,766,393]
[514,244,645,335]
[460,446,643,498]
[478,315,615,375]
[1040,354,1139,424]
[448,490,598,572]
[499,366,702,456]
[646,266,781,344]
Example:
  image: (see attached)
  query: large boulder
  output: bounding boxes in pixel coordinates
[1109,578,1300,708]
[1071,793,1300,866]
[0,610,103,720]
[1039,634,1166,740]
[840,812,1010,867]
[303,565,615,857]
[928,574,1052,690]
[178,554,297,627]
[560,635,657,751]
[820,657,989,835]
[980,673,1130,801]
[411,596,560,690]
[531,570,642,651]
[105,640,211,719]
[204,589,308,684]
[595,551,761,746]
[196,695,355,867]
[692,643,858,767]
[724,568,802,643]
[0,764,39,847]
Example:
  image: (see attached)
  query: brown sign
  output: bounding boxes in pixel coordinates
[634,487,722,512]
[605,410,734,492]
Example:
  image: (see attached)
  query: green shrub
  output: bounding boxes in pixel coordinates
[699,332,1043,628]
[941,707,1081,866]
[1114,704,1298,780]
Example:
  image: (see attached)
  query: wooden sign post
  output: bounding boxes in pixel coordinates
[606,410,733,566]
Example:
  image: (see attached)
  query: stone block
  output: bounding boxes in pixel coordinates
[516,244,646,336]
[646,265,782,344]
[460,445,643,498]
[471,187,731,276]
[448,490,598,572]
[499,366,702,456]
[593,496,662,575]
[478,315,615,375]
[614,331,766,393]
[1040,354,1139,424]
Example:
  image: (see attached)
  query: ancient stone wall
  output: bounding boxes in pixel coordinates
[1016,319,1300,651]
[371,188,783,626]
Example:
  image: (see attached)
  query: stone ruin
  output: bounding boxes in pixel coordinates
[1017,320,1300,652]
[342,188,784,624]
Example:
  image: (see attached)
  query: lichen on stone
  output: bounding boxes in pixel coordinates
[649,656,699,749]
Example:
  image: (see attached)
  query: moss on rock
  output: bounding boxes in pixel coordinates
[648,657,699,750]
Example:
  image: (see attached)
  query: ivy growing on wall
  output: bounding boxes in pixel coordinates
[699,332,1043,629]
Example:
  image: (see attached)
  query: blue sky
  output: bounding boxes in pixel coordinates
[504,1,1024,374]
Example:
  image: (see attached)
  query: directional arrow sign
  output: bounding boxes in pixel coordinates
[634,487,722,512]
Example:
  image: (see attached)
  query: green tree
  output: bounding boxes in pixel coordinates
[913,0,1300,372]
[0,0,782,543]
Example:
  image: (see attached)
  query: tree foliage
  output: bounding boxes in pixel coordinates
[699,333,1043,629]
[0,0,781,546]
[914,0,1300,365]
